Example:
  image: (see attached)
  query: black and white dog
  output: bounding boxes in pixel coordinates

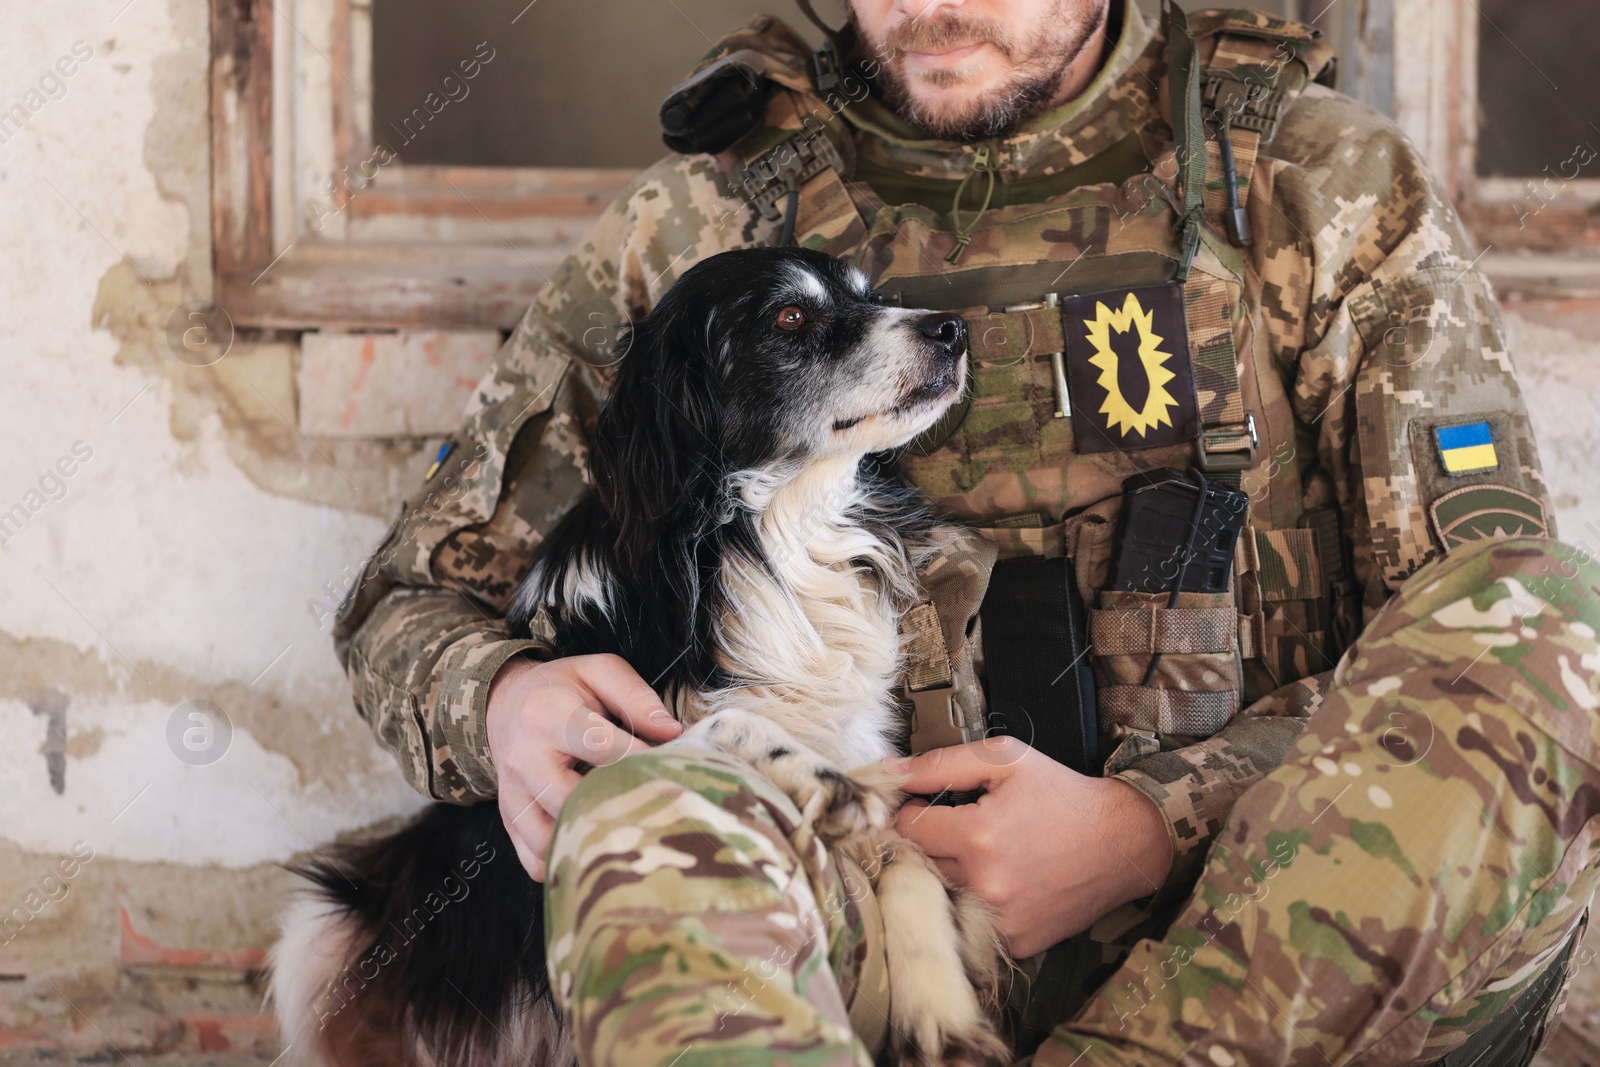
[272,247,1008,1066]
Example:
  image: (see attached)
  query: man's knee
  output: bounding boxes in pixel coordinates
[556,744,802,836]
[1390,537,1600,626]
[1355,537,1600,660]
[1343,537,1600,760]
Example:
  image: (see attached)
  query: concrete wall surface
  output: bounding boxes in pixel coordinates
[0,0,1596,1063]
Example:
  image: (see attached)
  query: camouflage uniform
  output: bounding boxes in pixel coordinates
[546,536,1600,1065]
[330,0,1588,1060]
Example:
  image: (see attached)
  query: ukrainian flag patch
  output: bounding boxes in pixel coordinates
[425,440,455,481]
[1434,421,1498,475]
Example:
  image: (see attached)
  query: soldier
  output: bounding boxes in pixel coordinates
[332,0,1600,1062]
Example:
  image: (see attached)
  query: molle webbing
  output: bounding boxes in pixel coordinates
[901,600,966,755]
[852,134,1151,216]
[1185,270,1251,478]
[733,91,865,256]
[900,601,952,693]
[1097,685,1236,737]
[1235,523,1330,683]
[1089,603,1233,655]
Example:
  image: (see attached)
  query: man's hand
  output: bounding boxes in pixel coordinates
[486,654,681,881]
[884,739,1173,958]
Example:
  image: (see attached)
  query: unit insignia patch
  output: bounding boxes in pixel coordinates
[1429,483,1549,551]
[1062,284,1199,454]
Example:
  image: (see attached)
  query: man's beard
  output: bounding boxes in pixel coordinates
[853,1,1107,142]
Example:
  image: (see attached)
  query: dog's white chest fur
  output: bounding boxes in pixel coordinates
[680,456,910,768]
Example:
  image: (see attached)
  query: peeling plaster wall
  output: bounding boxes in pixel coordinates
[1,0,1599,1061]
[0,0,425,1055]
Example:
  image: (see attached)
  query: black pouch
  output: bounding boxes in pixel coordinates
[978,555,1099,776]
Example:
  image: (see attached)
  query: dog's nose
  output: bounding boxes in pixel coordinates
[916,313,967,356]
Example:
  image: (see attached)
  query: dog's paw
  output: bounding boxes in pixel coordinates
[683,709,891,843]
[768,758,893,843]
[887,1011,1010,1067]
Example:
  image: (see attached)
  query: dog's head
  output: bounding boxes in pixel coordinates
[591,246,968,559]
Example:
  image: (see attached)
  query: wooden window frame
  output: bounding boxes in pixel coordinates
[211,0,635,331]
[211,0,1600,333]
[1386,0,1600,296]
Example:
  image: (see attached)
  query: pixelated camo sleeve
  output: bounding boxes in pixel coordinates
[332,154,765,802]
[1112,84,1553,897]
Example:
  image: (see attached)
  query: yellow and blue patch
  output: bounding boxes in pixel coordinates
[1434,421,1498,475]
[425,441,455,481]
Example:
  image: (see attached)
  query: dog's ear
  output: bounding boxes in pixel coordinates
[588,304,723,575]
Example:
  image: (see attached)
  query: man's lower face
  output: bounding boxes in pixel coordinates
[850,0,1107,142]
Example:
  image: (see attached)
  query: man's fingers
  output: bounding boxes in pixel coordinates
[612,700,683,742]
[507,831,546,882]
[521,767,581,821]
[892,798,970,858]
[556,703,652,767]
[881,738,1026,795]
[931,855,964,887]
[575,654,678,740]
[500,789,552,882]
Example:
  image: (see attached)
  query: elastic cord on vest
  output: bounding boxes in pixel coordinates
[1165,0,1207,282]
[1215,119,1253,247]
[1141,466,1212,686]
[778,186,800,247]
[946,146,997,265]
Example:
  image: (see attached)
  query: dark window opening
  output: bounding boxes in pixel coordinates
[1476,1,1600,179]
[373,0,823,169]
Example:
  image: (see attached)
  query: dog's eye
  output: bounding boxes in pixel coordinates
[775,306,807,331]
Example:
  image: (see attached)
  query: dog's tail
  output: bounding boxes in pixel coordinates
[269,803,568,1067]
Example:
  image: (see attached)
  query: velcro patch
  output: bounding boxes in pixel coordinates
[1434,420,1499,475]
[1429,484,1548,551]
[1062,283,1199,454]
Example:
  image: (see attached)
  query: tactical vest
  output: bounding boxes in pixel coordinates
[662,11,1576,1061]
[668,4,1354,774]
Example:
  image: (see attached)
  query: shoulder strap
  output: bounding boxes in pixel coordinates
[1189,9,1338,227]
[730,81,870,256]
[659,16,871,256]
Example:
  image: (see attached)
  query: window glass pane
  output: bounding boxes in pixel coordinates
[1476,0,1600,179]
[373,0,822,168]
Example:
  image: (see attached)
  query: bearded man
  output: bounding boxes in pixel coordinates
[332,0,1598,1062]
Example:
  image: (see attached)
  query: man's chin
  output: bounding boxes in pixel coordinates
[897,83,1005,132]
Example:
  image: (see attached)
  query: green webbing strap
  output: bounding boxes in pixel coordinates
[1165,0,1206,281]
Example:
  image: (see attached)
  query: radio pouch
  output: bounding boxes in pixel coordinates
[978,555,1100,776]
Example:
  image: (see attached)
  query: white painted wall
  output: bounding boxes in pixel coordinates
[0,0,422,877]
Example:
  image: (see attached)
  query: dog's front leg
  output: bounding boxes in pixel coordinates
[846,830,1010,1067]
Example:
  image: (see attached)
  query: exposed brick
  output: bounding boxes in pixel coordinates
[61,1005,183,1054]
[298,330,501,437]
[116,908,266,972]
[176,1012,277,1054]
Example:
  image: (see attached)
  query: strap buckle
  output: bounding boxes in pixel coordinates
[906,686,966,754]
[1197,412,1259,472]
[812,40,843,97]
[736,130,845,220]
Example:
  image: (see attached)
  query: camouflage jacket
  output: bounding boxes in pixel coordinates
[332,0,1551,906]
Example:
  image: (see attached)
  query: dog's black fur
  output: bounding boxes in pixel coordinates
[286,247,971,1066]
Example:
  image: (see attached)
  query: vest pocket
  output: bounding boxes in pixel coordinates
[1089,588,1242,742]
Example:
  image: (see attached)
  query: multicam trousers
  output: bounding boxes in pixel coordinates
[544,538,1600,1066]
